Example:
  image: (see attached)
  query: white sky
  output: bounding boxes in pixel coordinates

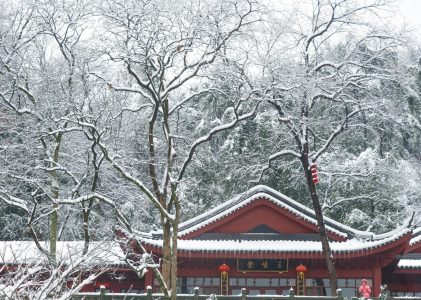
[272,0,421,44]
[397,0,421,42]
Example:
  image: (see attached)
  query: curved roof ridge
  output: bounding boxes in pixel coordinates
[370,217,414,241]
[176,185,373,238]
[412,226,421,238]
[147,185,411,241]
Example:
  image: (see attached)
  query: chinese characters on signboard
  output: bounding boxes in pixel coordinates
[297,272,305,295]
[237,259,288,272]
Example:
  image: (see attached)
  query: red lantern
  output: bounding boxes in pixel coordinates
[310,164,319,184]
[95,282,110,288]
[218,263,230,273]
[218,264,230,295]
[295,264,308,273]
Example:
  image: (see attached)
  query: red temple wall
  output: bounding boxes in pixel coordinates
[80,271,145,293]
[411,244,421,253]
[208,201,318,235]
[388,281,421,292]
[177,258,375,278]
[175,257,389,296]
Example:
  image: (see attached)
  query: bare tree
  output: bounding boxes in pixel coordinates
[0,0,101,262]
[254,0,405,294]
[63,1,263,298]
[1,1,261,296]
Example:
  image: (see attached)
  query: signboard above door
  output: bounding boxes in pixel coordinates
[237,259,288,272]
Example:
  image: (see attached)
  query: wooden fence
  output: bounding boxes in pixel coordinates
[71,286,421,300]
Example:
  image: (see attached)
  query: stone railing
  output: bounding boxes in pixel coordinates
[71,286,421,300]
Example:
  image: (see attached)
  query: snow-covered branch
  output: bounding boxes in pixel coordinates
[253,150,302,183]
[0,91,43,121]
[311,107,368,162]
[0,191,29,213]
[0,242,107,300]
[56,193,135,231]
[322,192,378,211]
[177,101,260,183]
[169,89,225,115]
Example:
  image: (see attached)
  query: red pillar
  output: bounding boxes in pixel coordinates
[373,266,382,297]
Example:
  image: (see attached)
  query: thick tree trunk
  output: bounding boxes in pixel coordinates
[48,133,63,264]
[82,207,90,255]
[49,150,60,263]
[83,139,102,255]
[301,156,338,295]
[169,190,180,300]
[170,226,178,300]
[49,203,58,262]
[161,221,172,297]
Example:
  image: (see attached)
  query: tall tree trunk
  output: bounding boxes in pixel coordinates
[49,134,63,264]
[83,136,102,255]
[302,36,338,292]
[301,155,337,295]
[170,226,178,300]
[161,219,172,298]
[49,203,58,263]
[169,189,180,300]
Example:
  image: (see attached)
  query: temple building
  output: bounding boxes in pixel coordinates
[1,185,420,296]
[137,185,421,297]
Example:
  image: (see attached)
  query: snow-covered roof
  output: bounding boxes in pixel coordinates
[397,259,421,269]
[140,227,411,256]
[0,241,126,266]
[397,253,421,270]
[164,185,374,239]
[410,227,421,246]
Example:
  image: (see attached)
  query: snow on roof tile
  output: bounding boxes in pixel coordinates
[397,254,421,269]
[172,185,373,239]
[410,227,421,246]
[140,228,411,254]
[0,241,125,266]
[397,259,421,269]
